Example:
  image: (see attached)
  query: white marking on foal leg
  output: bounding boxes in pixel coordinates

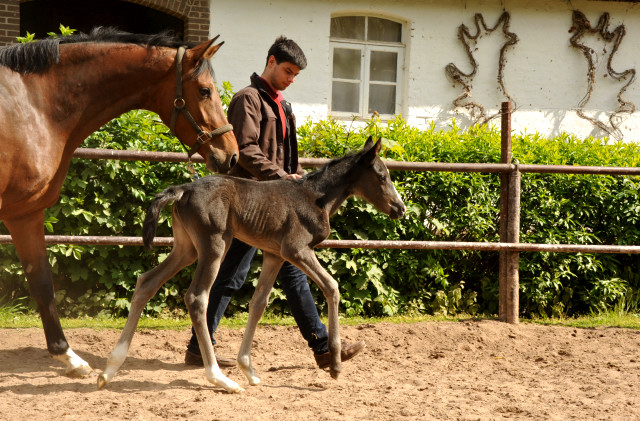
[97,342,129,389]
[53,348,93,378]
[238,353,260,386]
[205,362,244,393]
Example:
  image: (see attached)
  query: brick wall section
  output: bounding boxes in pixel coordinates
[0,0,210,46]
[0,0,19,45]
[124,0,211,43]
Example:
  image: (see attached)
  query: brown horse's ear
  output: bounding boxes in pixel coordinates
[192,35,224,61]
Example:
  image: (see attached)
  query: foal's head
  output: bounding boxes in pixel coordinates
[351,138,406,219]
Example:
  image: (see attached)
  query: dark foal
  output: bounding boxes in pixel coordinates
[98,138,405,393]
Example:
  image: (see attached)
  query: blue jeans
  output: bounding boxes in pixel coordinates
[187,238,329,355]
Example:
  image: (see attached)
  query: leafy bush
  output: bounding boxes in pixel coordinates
[298,117,640,318]
[1,108,639,318]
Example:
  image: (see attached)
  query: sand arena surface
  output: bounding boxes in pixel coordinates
[0,320,639,420]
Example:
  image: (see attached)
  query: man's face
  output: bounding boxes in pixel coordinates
[263,56,301,91]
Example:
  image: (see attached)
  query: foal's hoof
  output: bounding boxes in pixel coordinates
[97,374,108,390]
[66,364,95,378]
[330,367,341,380]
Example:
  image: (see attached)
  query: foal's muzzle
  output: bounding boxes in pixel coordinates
[388,201,406,219]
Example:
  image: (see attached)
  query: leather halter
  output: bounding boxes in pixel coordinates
[169,46,233,158]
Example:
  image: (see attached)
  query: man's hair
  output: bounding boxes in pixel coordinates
[266,36,307,70]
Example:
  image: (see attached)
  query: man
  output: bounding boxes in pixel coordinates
[185,36,365,369]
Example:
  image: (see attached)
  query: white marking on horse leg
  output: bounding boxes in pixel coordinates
[97,341,130,389]
[53,348,93,378]
[205,362,244,393]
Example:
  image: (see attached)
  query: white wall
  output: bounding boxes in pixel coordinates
[210,0,640,141]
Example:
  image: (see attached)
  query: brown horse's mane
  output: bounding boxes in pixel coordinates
[0,27,202,75]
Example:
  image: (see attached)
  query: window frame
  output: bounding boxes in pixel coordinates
[329,15,405,119]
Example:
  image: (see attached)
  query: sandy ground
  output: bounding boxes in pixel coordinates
[0,320,639,420]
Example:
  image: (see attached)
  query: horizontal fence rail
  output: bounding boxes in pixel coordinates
[72,147,640,176]
[1,235,638,255]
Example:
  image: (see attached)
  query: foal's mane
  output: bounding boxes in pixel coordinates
[303,149,362,185]
[0,27,203,75]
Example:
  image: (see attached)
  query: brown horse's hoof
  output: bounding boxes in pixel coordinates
[330,367,341,380]
[66,364,95,378]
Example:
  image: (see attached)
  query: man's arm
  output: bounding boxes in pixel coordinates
[228,91,288,180]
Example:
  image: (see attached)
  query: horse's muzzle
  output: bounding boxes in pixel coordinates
[388,202,406,219]
[208,151,238,174]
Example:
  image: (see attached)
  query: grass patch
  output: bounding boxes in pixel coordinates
[0,309,478,331]
[528,312,640,330]
[2,296,639,330]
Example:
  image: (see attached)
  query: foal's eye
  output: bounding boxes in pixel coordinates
[378,174,387,183]
[199,87,212,98]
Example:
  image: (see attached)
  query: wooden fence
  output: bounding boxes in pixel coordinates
[1,102,639,323]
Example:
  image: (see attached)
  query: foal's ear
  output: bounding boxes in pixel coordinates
[361,137,382,164]
[193,35,224,61]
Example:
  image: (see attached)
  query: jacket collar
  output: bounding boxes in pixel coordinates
[251,73,285,102]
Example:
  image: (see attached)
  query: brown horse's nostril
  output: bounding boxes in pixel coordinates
[229,153,238,169]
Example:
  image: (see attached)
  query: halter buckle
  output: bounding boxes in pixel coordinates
[197,131,211,144]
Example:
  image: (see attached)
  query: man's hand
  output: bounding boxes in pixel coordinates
[285,174,302,180]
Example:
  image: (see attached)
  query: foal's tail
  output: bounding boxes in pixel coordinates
[142,186,185,250]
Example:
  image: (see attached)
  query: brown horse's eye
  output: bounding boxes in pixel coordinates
[199,87,211,99]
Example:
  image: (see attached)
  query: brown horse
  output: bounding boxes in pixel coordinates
[0,28,238,377]
[97,138,405,393]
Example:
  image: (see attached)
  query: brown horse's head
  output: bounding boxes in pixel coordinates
[171,38,238,173]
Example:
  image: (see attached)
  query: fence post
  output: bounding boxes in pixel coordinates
[498,101,512,321]
[506,166,521,324]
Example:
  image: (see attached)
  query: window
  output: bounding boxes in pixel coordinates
[330,16,404,117]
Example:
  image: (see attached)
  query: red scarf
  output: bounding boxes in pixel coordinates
[260,76,287,139]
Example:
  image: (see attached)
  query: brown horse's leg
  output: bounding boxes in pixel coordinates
[4,211,92,377]
[185,236,243,393]
[98,227,197,389]
[284,248,342,379]
[237,252,283,386]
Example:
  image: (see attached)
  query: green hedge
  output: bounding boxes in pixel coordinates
[1,111,639,318]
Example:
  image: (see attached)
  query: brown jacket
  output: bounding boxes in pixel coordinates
[227,73,304,181]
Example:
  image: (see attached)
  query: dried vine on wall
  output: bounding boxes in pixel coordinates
[569,10,636,140]
[445,12,518,125]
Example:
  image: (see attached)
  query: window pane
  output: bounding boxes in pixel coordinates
[330,16,365,40]
[368,84,396,114]
[332,81,360,113]
[333,48,361,80]
[370,51,397,82]
[367,17,402,42]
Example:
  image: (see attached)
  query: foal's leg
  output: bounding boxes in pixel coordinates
[5,211,92,377]
[186,237,243,393]
[237,252,283,386]
[285,248,342,379]
[97,230,197,389]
